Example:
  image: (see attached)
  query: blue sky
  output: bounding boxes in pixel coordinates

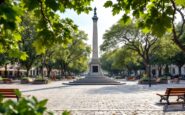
[59,0,122,54]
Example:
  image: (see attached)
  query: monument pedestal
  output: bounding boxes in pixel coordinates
[89,59,103,77]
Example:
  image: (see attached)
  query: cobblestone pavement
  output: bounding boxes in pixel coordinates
[1,80,185,115]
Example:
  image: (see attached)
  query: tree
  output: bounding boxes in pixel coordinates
[0,0,93,56]
[42,49,55,78]
[19,12,39,77]
[100,47,141,77]
[68,55,89,75]
[171,51,185,76]
[100,50,122,76]
[112,47,141,76]
[150,35,180,76]
[104,0,185,53]
[53,31,90,77]
[101,22,158,77]
[0,53,11,77]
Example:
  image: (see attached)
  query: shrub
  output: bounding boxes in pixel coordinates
[21,77,33,84]
[35,76,48,81]
[140,74,149,81]
[33,76,49,84]
[0,90,71,115]
[0,90,52,115]
[62,110,71,115]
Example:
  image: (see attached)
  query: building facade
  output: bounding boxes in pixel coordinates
[151,64,185,77]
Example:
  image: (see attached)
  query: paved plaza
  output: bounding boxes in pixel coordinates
[1,80,185,115]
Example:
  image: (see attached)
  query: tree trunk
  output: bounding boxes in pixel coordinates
[41,66,44,79]
[4,64,8,78]
[26,68,29,77]
[63,63,68,78]
[60,66,65,78]
[172,29,185,53]
[36,67,39,76]
[158,65,162,77]
[164,65,169,75]
[47,67,52,78]
[144,61,151,87]
[17,68,20,79]
[148,65,152,87]
[178,65,182,76]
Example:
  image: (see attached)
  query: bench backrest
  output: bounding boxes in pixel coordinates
[165,88,185,95]
[0,89,19,100]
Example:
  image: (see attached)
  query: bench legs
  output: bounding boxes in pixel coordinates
[177,95,185,109]
[183,95,185,109]
[159,96,167,103]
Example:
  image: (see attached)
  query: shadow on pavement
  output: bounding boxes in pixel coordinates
[22,85,72,92]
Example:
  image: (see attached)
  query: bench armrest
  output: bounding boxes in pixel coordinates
[156,93,166,96]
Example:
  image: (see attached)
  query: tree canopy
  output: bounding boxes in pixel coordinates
[0,0,93,57]
[101,22,159,77]
[104,0,185,53]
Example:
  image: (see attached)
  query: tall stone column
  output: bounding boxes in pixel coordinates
[88,7,103,77]
[92,7,98,59]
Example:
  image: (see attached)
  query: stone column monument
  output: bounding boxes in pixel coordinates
[88,7,104,77]
[66,8,121,85]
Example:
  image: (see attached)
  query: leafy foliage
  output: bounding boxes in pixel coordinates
[101,22,158,76]
[151,34,180,65]
[100,50,122,76]
[100,46,141,76]
[104,0,185,53]
[53,30,90,76]
[0,92,51,115]
[0,90,71,115]
[0,0,93,56]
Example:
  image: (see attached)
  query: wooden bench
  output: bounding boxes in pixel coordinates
[3,78,13,83]
[0,89,20,101]
[156,88,185,110]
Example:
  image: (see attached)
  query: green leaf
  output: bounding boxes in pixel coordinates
[59,4,65,12]
[121,14,131,24]
[0,44,4,53]
[175,0,185,7]
[32,40,46,54]
[38,99,48,107]
[104,1,113,7]
[20,52,28,61]
[14,33,21,41]
[62,110,71,115]
[45,0,59,11]
[142,27,150,34]
[15,89,22,98]
[22,0,39,11]
[112,5,121,15]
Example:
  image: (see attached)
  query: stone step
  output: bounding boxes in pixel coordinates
[65,76,124,85]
